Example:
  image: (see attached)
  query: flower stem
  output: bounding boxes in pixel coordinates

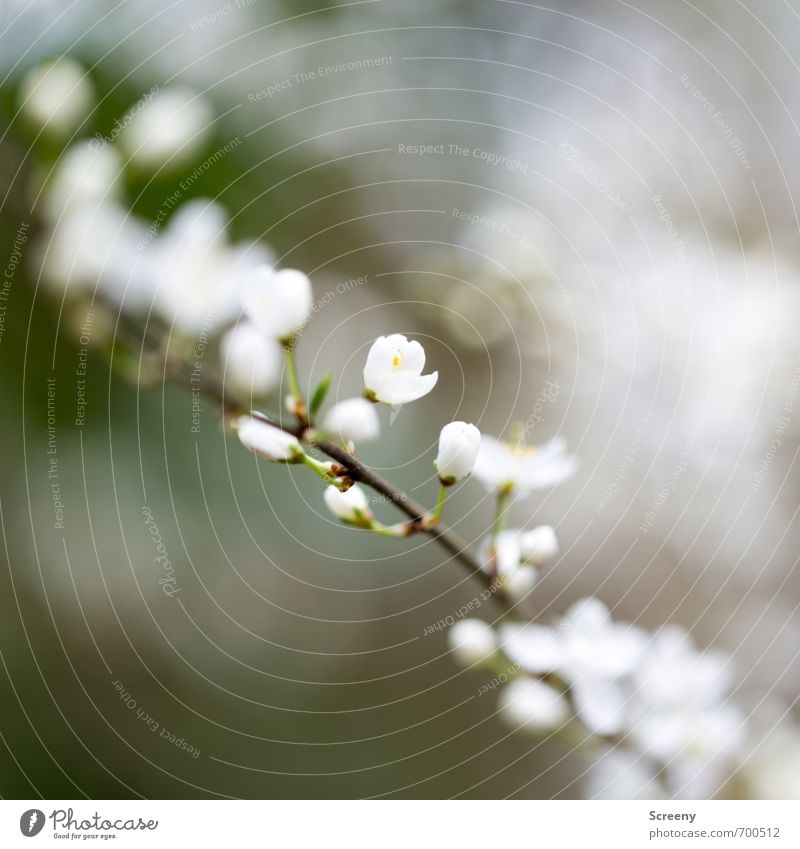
[301,454,343,488]
[490,486,512,551]
[487,486,512,579]
[429,485,448,525]
[283,343,306,421]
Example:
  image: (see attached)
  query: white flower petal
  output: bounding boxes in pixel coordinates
[500,622,563,673]
[571,676,627,736]
[497,678,570,733]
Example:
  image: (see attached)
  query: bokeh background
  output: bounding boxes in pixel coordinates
[0,0,799,798]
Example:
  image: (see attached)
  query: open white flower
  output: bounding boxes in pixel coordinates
[363,334,438,405]
[120,85,212,170]
[324,484,372,524]
[323,398,380,444]
[435,421,481,484]
[241,266,313,342]
[498,678,570,734]
[19,58,94,136]
[234,415,303,462]
[221,322,282,398]
[473,434,578,496]
[519,525,559,565]
[447,619,497,667]
[501,598,647,736]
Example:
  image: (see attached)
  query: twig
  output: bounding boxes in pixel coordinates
[108,318,509,611]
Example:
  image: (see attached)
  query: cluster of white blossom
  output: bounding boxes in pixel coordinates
[448,598,758,798]
[23,61,272,353]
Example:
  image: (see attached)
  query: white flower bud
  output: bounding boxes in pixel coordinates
[120,86,212,169]
[221,322,282,398]
[323,484,372,523]
[497,678,570,733]
[235,415,303,462]
[504,565,538,603]
[363,334,438,405]
[241,266,313,342]
[323,398,380,444]
[447,619,497,667]
[435,421,481,484]
[19,58,94,136]
[519,525,559,565]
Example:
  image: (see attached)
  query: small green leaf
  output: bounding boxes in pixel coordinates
[309,372,333,419]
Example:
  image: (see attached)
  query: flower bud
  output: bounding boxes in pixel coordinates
[497,678,570,733]
[519,525,559,565]
[447,619,497,667]
[435,421,480,485]
[241,266,313,342]
[19,58,94,136]
[323,398,380,443]
[504,565,538,603]
[221,322,282,398]
[323,484,372,524]
[234,415,303,462]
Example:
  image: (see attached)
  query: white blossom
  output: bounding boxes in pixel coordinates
[19,58,94,136]
[41,141,123,222]
[478,530,524,579]
[447,619,497,667]
[472,434,578,496]
[505,565,538,604]
[323,484,372,523]
[585,749,664,800]
[241,266,313,342]
[150,199,271,334]
[234,415,303,462]
[323,398,380,444]
[37,200,152,310]
[435,421,480,484]
[627,627,745,765]
[519,525,559,565]
[363,334,438,405]
[501,598,647,736]
[221,322,282,398]
[497,678,569,734]
[120,85,212,170]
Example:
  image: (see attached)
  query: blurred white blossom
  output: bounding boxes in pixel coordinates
[221,321,282,398]
[473,435,578,497]
[241,266,313,342]
[447,618,497,668]
[120,85,212,170]
[19,58,94,136]
[497,678,570,734]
